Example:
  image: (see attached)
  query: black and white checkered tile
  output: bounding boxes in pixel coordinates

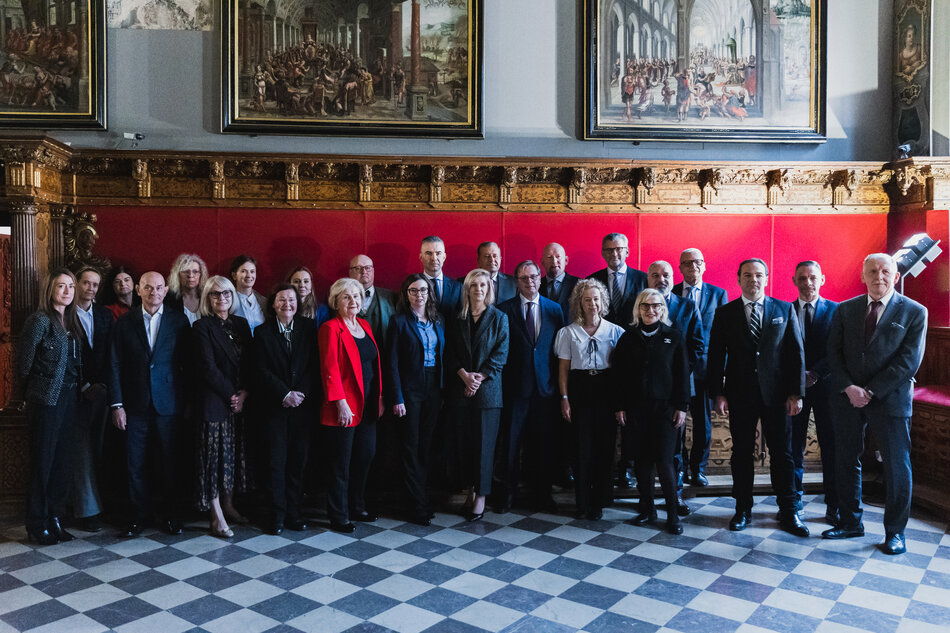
[1,495,948,633]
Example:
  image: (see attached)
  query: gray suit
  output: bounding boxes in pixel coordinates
[359,286,396,351]
[828,292,927,534]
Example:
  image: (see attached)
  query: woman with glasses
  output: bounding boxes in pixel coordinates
[192,276,252,538]
[613,289,691,534]
[167,254,209,325]
[554,278,626,521]
[385,275,444,526]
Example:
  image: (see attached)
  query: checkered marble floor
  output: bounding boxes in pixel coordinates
[1,495,949,633]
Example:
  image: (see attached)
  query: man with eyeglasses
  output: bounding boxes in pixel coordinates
[495,260,566,513]
[349,254,395,350]
[672,248,728,487]
[707,258,808,537]
[587,233,647,327]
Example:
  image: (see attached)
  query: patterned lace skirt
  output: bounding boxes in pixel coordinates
[196,413,250,511]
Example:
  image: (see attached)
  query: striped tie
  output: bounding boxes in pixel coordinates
[749,302,761,345]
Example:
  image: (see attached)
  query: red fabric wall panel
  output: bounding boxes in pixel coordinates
[922,210,949,326]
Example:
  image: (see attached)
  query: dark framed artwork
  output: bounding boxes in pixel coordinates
[0,0,107,129]
[221,0,482,138]
[584,0,826,143]
[893,0,929,156]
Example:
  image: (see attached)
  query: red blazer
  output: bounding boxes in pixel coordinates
[318,315,383,427]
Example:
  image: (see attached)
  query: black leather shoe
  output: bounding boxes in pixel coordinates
[49,517,74,542]
[466,511,484,522]
[330,521,355,533]
[286,519,307,531]
[267,522,284,536]
[493,494,513,514]
[729,510,751,531]
[165,520,183,535]
[353,511,377,523]
[81,516,103,533]
[631,511,657,526]
[822,525,865,539]
[534,496,558,513]
[824,509,839,525]
[691,472,709,487]
[881,532,906,555]
[119,523,144,538]
[586,509,603,521]
[779,511,810,537]
[409,515,431,527]
[27,526,58,545]
[666,520,684,535]
[675,496,692,517]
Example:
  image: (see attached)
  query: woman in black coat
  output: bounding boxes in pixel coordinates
[192,275,252,538]
[445,269,509,522]
[255,283,319,535]
[386,274,444,526]
[613,288,691,535]
[16,268,84,544]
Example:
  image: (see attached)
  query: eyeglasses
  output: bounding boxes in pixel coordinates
[681,259,704,267]
[408,288,429,296]
[349,265,374,273]
[639,302,664,312]
[208,290,232,299]
[517,274,541,282]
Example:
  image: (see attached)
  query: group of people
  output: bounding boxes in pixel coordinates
[15,233,926,555]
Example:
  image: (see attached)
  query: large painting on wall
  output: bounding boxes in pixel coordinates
[584,0,826,142]
[221,0,482,137]
[0,0,107,129]
[893,0,929,156]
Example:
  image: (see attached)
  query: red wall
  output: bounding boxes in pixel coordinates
[90,206,887,306]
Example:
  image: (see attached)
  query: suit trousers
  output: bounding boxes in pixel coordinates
[570,371,618,515]
[126,409,180,522]
[790,384,836,512]
[266,412,311,523]
[631,400,680,518]
[26,384,78,530]
[499,392,557,500]
[686,389,714,474]
[398,368,440,516]
[728,393,797,512]
[325,420,377,524]
[832,396,912,534]
[72,384,108,518]
[455,406,501,496]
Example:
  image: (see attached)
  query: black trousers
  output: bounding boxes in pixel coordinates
[728,392,797,512]
[685,388,714,475]
[790,384,836,512]
[398,368,440,516]
[267,410,311,523]
[631,400,679,519]
[26,384,78,530]
[455,406,501,496]
[126,409,181,522]
[570,371,615,514]
[499,392,557,500]
[72,384,108,519]
[325,419,377,524]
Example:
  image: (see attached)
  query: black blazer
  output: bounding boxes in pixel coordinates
[672,281,729,342]
[795,296,837,381]
[540,273,580,320]
[108,307,189,416]
[497,295,565,400]
[433,275,463,320]
[254,316,320,418]
[192,315,253,422]
[587,267,648,326]
[16,311,78,406]
[666,293,704,379]
[707,296,805,407]
[612,323,691,413]
[445,305,509,409]
[81,303,113,385]
[385,311,445,405]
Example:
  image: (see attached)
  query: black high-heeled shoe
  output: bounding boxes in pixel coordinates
[27,526,58,545]
[49,517,74,542]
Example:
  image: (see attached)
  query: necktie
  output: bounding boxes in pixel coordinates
[492,278,498,301]
[283,328,292,352]
[803,302,813,342]
[435,278,442,302]
[525,301,536,344]
[611,273,622,311]
[692,286,701,312]
[865,300,882,345]
[749,302,761,345]
[552,279,560,300]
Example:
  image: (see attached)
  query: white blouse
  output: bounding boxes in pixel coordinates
[554,320,625,370]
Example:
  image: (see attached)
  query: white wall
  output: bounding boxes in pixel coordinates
[49,0,895,161]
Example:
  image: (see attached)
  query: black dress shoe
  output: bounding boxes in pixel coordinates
[493,493,514,514]
[353,511,377,523]
[691,472,709,487]
[466,511,484,522]
[119,523,144,538]
[824,509,839,525]
[286,519,308,531]
[534,496,558,513]
[330,521,355,533]
[27,526,58,545]
[165,520,183,535]
[409,515,431,527]
[676,498,692,517]
[779,511,810,537]
[267,523,284,536]
[49,517,74,542]
[729,510,751,531]
[586,509,603,521]
[81,516,103,533]
[821,525,865,539]
[881,532,906,555]
[631,511,657,526]
[666,520,684,535]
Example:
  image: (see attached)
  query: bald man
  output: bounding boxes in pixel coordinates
[539,242,579,319]
[349,254,396,350]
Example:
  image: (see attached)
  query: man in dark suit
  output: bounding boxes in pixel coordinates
[73,267,112,532]
[789,261,838,522]
[540,242,579,320]
[587,232,648,327]
[648,260,704,516]
[707,258,809,537]
[420,235,462,319]
[471,241,517,304]
[823,253,927,555]
[108,271,189,538]
[672,248,728,487]
[350,254,396,349]
[496,260,566,512]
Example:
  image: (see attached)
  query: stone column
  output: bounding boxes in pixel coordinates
[8,201,39,332]
[48,205,67,270]
[406,0,427,119]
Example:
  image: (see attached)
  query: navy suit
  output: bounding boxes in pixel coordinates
[672,281,728,476]
[664,294,705,490]
[588,266,648,326]
[430,275,462,321]
[541,274,580,321]
[828,292,926,535]
[497,295,565,504]
[707,296,805,512]
[462,273,518,305]
[789,297,838,513]
[108,307,189,522]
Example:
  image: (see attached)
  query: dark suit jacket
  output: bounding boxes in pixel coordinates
[455,272,517,304]
[612,323,691,413]
[192,315,253,422]
[360,286,396,350]
[665,294,704,378]
[432,275,462,320]
[445,306,509,409]
[707,296,805,407]
[254,316,320,419]
[540,274,580,321]
[796,296,837,381]
[498,295,565,400]
[80,303,113,385]
[385,311,445,405]
[672,281,728,343]
[588,266,648,326]
[827,292,927,417]
[108,307,189,416]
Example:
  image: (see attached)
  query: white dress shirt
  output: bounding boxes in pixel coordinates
[143,304,164,350]
[77,302,94,347]
[555,320,626,370]
[741,295,762,325]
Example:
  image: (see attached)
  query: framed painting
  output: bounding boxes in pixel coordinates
[0,0,107,129]
[583,0,826,143]
[221,0,482,138]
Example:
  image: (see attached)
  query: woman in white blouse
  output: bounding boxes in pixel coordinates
[167,254,208,326]
[554,278,625,520]
[229,255,266,333]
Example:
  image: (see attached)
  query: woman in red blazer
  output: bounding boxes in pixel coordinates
[319,277,384,533]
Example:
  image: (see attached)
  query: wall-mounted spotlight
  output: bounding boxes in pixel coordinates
[893,233,942,293]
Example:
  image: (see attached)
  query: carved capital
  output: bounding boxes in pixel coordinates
[892,163,928,197]
[766,169,789,208]
[6,199,37,215]
[430,165,445,204]
[824,169,856,208]
[499,166,518,206]
[699,168,721,207]
[285,162,299,202]
[210,160,226,199]
[569,168,587,208]
[359,164,373,203]
[133,159,151,198]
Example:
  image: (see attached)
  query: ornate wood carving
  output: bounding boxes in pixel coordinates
[359,164,373,203]
[63,209,111,277]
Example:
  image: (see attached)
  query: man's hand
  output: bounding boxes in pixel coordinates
[560,398,571,423]
[786,396,803,416]
[394,403,407,417]
[805,370,819,388]
[673,410,687,429]
[714,396,728,416]
[844,385,872,408]
[615,411,626,427]
[112,407,127,431]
